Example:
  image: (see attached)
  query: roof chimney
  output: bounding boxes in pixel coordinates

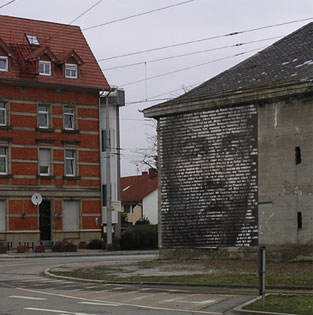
[148,168,157,178]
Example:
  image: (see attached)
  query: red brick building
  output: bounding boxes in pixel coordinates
[0,15,109,246]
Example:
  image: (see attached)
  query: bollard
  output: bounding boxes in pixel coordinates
[258,246,266,306]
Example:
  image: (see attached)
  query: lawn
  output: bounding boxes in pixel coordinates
[244,294,313,315]
[52,267,313,287]
[51,258,313,288]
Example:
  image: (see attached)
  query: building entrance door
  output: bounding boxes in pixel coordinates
[39,200,51,241]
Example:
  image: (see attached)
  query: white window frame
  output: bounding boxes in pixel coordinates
[0,102,6,126]
[65,63,78,79]
[39,61,51,76]
[0,147,7,175]
[65,149,76,176]
[38,104,49,129]
[39,148,51,176]
[0,56,8,72]
[25,33,39,46]
[64,107,75,130]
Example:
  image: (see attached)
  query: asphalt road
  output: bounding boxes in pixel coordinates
[0,254,253,314]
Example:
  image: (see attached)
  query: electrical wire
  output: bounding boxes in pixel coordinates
[119,46,266,87]
[43,0,103,43]
[98,17,313,62]
[68,0,103,25]
[82,0,195,32]
[0,0,15,9]
[102,36,282,71]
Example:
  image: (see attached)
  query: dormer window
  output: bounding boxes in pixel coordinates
[25,33,39,46]
[0,56,8,72]
[65,63,78,79]
[39,61,51,76]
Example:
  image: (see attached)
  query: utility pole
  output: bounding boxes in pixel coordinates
[105,92,113,250]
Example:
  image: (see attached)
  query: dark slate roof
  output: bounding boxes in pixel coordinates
[149,22,313,108]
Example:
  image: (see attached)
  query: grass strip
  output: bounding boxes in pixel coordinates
[52,268,313,287]
[244,294,313,315]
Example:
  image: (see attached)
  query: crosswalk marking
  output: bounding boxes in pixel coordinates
[78,301,119,307]
[25,308,97,315]
[9,295,47,301]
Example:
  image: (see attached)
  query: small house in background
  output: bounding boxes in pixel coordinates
[121,169,158,225]
[143,23,313,250]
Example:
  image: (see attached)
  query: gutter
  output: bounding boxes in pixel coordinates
[143,81,313,118]
[0,77,110,93]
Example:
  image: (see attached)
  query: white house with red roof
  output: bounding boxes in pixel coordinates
[121,169,158,225]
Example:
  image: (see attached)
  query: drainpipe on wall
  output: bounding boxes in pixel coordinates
[105,88,114,250]
[98,89,106,241]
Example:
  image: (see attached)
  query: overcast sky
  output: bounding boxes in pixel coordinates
[1,0,313,176]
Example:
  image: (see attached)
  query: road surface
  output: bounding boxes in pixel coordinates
[0,254,253,314]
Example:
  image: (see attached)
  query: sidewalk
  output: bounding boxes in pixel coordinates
[0,249,158,259]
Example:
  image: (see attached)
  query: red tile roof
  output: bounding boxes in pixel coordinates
[121,169,158,203]
[0,15,109,90]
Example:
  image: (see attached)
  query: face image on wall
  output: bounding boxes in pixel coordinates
[159,105,258,248]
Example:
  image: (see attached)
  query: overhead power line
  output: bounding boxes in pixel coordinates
[120,46,266,87]
[69,0,103,25]
[43,0,103,43]
[98,17,313,62]
[102,35,282,71]
[82,0,195,32]
[0,0,15,9]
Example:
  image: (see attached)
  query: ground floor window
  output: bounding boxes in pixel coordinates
[124,204,136,213]
[63,200,79,230]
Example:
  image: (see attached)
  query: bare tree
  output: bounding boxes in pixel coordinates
[131,120,158,172]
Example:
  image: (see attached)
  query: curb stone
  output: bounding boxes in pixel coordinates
[0,249,158,259]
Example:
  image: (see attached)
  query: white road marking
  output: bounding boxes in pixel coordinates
[162,297,184,302]
[25,308,97,315]
[100,290,140,298]
[179,299,217,305]
[9,295,47,301]
[111,286,126,290]
[83,289,109,293]
[18,287,123,305]
[78,301,118,307]
[126,293,161,301]
[18,287,223,314]
[168,289,189,293]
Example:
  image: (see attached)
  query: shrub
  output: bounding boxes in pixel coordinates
[0,246,7,254]
[119,225,158,250]
[121,213,132,226]
[52,241,77,252]
[78,242,88,249]
[87,239,105,249]
[135,217,151,225]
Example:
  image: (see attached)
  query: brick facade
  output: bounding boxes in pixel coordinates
[159,105,258,248]
[0,16,109,246]
[0,83,102,245]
